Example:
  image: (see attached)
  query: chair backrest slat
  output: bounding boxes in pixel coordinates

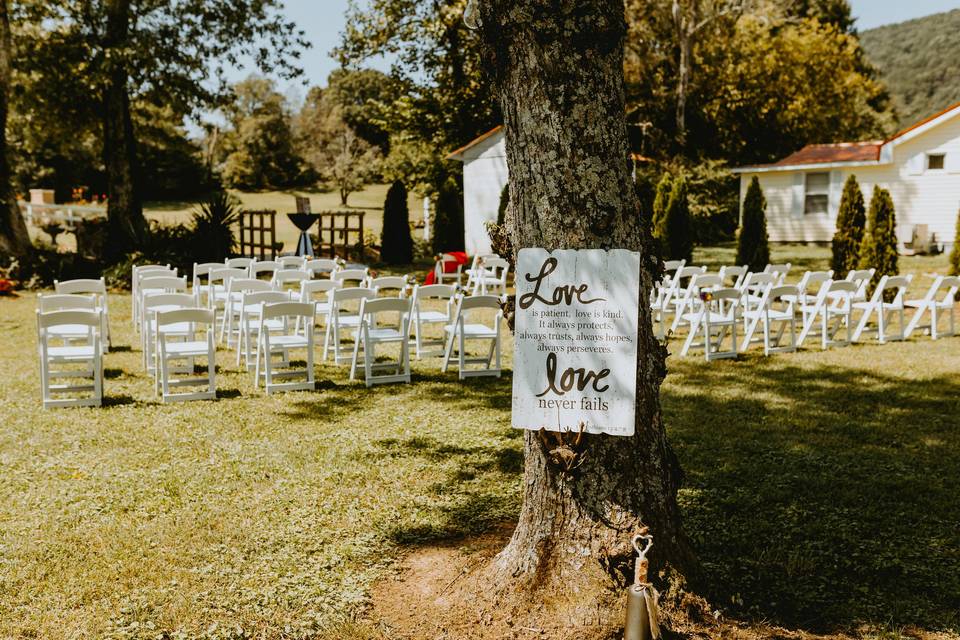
[38,293,98,312]
[38,309,101,329]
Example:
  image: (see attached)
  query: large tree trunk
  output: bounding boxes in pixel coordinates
[476,0,696,632]
[102,0,148,260]
[0,0,31,259]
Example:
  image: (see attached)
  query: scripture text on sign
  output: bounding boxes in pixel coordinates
[512,248,640,437]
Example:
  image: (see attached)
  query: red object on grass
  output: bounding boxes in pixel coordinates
[0,279,16,295]
[424,251,469,285]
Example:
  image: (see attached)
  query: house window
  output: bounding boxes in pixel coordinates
[927,153,946,171]
[804,172,829,215]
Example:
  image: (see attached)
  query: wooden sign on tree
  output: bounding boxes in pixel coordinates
[512,248,641,436]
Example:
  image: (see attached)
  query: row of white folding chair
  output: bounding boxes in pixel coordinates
[904,275,960,340]
[254,302,316,394]
[37,309,104,408]
[53,278,111,349]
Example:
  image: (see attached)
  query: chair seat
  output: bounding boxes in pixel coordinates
[163,341,210,356]
[48,345,96,359]
[336,314,362,327]
[445,323,497,338]
[417,310,450,323]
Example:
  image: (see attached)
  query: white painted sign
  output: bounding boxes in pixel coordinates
[511,248,641,437]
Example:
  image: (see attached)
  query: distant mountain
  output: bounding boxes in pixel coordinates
[860,9,960,130]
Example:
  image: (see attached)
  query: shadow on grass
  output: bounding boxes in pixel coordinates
[664,358,960,632]
[102,394,137,407]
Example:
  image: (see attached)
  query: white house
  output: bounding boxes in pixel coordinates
[447,126,508,256]
[733,101,960,249]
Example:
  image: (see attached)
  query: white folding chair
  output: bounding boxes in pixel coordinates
[236,291,292,370]
[651,264,700,338]
[442,295,503,379]
[132,265,175,331]
[738,272,778,347]
[38,293,101,352]
[220,278,272,346]
[852,275,912,344]
[305,258,340,278]
[679,287,740,360]
[671,273,722,333]
[271,269,312,296]
[799,280,857,349]
[784,270,833,307]
[37,309,103,409]
[841,268,876,303]
[225,257,255,270]
[137,275,187,347]
[206,267,248,325]
[904,275,960,340]
[141,292,196,373]
[192,263,224,308]
[719,265,748,289]
[254,301,315,394]
[249,260,281,281]
[434,253,463,286]
[277,256,307,270]
[349,297,412,387]
[763,263,792,285]
[154,308,216,403]
[465,254,500,292]
[760,285,799,356]
[370,275,410,298]
[663,259,685,276]
[54,278,111,350]
[410,284,457,358]
[470,257,509,296]
[298,279,339,338]
[324,287,377,364]
[331,268,370,288]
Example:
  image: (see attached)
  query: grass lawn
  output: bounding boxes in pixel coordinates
[1,246,958,638]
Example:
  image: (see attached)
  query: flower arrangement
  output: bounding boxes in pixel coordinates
[699,290,713,303]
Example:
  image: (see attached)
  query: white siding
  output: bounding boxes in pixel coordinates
[740,109,960,246]
[460,132,508,255]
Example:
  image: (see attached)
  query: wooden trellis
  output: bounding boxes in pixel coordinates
[238,210,280,260]
[314,211,365,260]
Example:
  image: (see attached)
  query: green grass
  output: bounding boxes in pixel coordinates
[1,246,959,638]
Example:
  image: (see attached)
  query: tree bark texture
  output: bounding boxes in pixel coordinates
[477,0,696,629]
[102,0,148,260]
[0,0,31,259]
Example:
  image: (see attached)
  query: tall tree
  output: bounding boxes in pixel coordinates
[475,0,694,633]
[0,0,30,258]
[736,176,770,271]
[661,174,694,262]
[380,180,413,264]
[18,0,307,258]
[101,0,148,257]
[669,0,750,148]
[222,77,306,190]
[830,174,865,276]
[859,186,898,293]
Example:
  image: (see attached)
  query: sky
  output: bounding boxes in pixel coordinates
[231,0,960,93]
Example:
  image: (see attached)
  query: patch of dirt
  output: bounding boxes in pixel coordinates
[371,527,958,640]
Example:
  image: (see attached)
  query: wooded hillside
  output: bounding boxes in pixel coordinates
[861,9,960,128]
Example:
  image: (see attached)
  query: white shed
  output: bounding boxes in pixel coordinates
[447,126,508,256]
[733,101,960,249]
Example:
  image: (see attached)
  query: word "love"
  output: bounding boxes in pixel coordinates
[536,352,610,398]
[518,257,606,310]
